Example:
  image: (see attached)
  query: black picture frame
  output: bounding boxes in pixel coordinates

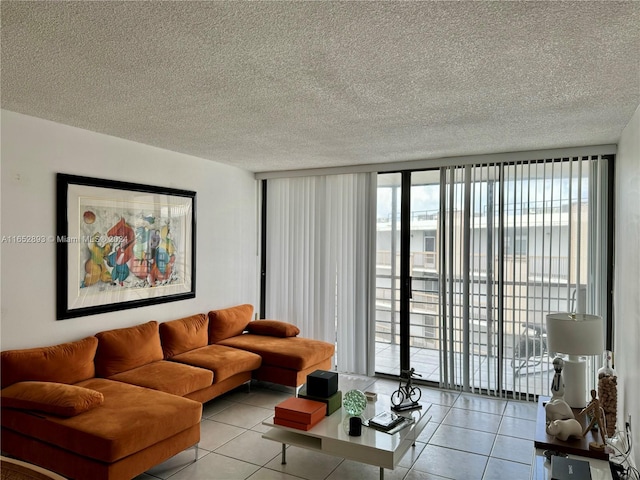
[56,173,196,319]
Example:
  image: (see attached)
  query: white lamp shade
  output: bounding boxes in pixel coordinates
[546,313,604,356]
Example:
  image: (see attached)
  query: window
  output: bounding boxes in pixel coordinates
[505,231,528,256]
[424,235,436,252]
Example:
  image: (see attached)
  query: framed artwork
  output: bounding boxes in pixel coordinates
[56,173,196,319]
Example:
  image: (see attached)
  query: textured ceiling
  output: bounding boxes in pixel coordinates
[2,1,639,173]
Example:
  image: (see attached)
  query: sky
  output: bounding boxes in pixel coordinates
[377,175,590,220]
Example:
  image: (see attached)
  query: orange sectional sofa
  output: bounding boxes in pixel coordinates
[0,304,335,480]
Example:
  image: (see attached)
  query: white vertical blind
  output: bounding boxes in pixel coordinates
[265,173,373,374]
[437,156,609,398]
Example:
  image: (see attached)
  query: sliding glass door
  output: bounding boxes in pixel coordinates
[407,171,442,382]
[375,170,441,380]
[374,155,612,399]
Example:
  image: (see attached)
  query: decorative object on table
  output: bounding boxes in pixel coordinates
[578,390,607,452]
[546,313,604,408]
[364,391,377,402]
[366,411,416,435]
[391,368,423,412]
[545,357,575,423]
[306,370,338,398]
[534,396,609,461]
[298,385,342,416]
[550,455,593,480]
[343,389,368,417]
[368,411,403,431]
[597,350,617,438]
[274,397,326,431]
[546,419,583,441]
[56,174,196,320]
[543,450,568,462]
[348,416,362,436]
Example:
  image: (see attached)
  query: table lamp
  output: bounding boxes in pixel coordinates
[546,313,604,409]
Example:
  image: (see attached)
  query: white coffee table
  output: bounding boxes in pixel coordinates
[262,399,431,480]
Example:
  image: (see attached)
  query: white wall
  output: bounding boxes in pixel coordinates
[615,103,640,466]
[0,110,258,350]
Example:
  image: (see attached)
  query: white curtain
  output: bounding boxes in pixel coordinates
[265,173,374,374]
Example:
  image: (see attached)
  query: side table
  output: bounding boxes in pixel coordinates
[534,396,610,460]
[531,396,613,480]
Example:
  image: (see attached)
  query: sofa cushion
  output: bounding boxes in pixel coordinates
[159,313,209,358]
[217,334,335,371]
[0,378,202,463]
[1,381,104,417]
[170,345,262,383]
[95,321,164,377]
[108,360,213,396]
[0,337,98,389]
[246,320,300,337]
[207,304,253,344]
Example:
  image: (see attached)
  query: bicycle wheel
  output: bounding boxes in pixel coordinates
[408,386,422,403]
[391,390,405,406]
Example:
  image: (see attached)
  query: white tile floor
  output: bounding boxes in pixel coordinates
[135,377,538,480]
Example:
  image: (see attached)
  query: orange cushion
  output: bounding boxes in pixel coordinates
[0,337,98,389]
[1,381,103,417]
[108,360,213,397]
[246,320,300,337]
[170,345,262,383]
[159,313,209,358]
[207,304,253,344]
[95,321,164,377]
[218,334,335,371]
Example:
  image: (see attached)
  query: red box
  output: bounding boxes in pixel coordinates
[274,397,327,425]
[273,415,323,431]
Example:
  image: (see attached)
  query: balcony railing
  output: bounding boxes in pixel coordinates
[377,251,570,282]
[375,251,583,396]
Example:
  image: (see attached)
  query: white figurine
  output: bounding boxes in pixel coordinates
[545,357,574,422]
[546,419,583,441]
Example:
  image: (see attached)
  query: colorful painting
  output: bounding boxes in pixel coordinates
[57,174,196,319]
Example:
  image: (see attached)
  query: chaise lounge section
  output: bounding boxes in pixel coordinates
[0,336,202,480]
[209,305,336,388]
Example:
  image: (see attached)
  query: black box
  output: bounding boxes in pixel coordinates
[306,370,338,398]
[550,455,592,480]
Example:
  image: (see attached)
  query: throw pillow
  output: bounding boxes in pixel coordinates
[246,320,300,337]
[1,381,104,417]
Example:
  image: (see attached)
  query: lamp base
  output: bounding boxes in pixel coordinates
[563,356,587,409]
